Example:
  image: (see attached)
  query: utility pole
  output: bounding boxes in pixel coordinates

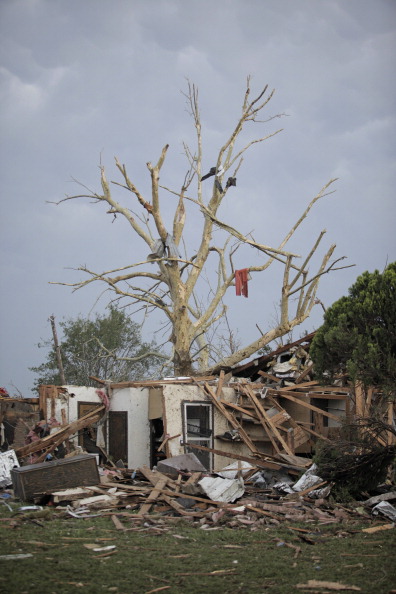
[49,315,66,385]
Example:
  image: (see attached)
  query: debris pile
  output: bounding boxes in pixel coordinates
[1,450,394,535]
[313,417,396,499]
[1,333,394,534]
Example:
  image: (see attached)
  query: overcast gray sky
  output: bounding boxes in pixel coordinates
[1,0,395,397]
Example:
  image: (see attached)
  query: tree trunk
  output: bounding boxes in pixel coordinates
[171,306,195,376]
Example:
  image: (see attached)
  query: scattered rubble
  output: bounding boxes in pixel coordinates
[1,334,394,534]
[0,452,394,535]
[0,450,19,488]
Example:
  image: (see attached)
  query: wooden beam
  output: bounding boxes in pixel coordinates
[313,411,324,436]
[232,331,316,375]
[15,405,105,458]
[257,370,280,383]
[287,428,295,455]
[216,370,226,400]
[184,442,303,474]
[219,400,259,420]
[201,382,260,455]
[109,376,217,389]
[262,394,310,450]
[137,477,168,516]
[157,434,181,453]
[138,466,192,515]
[301,425,331,442]
[307,393,348,400]
[294,364,314,384]
[355,382,365,417]
[300,386,352,394]
[278,381,319,391]
[242,384,294,456]
[268,390,342,423]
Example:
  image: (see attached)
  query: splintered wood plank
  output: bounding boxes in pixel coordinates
[138,466,177,488]
[157,434,181,453]
[219,400,259,420]
[287,428,295,454]
[306,393,348,400]
[157,489,225,507]
[34,442,61,464]
[137,466,190,516]
[302,386,351,393]
[216,370,225,400]
[138,478,167,516]
[266,394,310,449]
[355,382,365,417]
[277,453,312,468]
[257,370,280,383]
[362,523,394,534]
[243,504,281,520]
[268,410,291,427]
[109,376,216,389]
[290,424,310,449]
[298,425,331,442]
[51,386,56,419]
[202,382,260,455]
[278,380,319,391]
[181,472,202,495]
[111,515,127,530]
[242,385,294,457]
[294,364,314,384]
[314,411,324,436]
[183,442,303,473]
[269,390,341,423]
[16,405,105,458]
[101,482,151,492]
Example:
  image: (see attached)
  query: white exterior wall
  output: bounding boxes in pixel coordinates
[162,384,255,471]
[46,385,150,469]
[111,386,150,468]
[46,386,101,450]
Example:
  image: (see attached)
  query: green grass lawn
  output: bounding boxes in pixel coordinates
[0,504,395,594]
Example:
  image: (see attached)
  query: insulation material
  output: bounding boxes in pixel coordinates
[0,449,19,487]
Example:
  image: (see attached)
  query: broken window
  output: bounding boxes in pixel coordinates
[182,402,213,470]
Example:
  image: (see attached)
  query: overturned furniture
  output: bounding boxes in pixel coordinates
[11,454,99,502]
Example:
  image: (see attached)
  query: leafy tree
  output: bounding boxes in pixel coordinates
[30,307,166,388]
[53,79,350,376]
[310,263,396,396]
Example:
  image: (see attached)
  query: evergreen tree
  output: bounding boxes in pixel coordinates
[310,263,396,395]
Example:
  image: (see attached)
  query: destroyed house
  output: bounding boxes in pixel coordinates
[7,333,393,476]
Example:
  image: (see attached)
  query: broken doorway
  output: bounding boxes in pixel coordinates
[182,402,213,470]
[78,402,103,459]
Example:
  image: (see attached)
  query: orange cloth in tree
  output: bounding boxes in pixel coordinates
[235,268,249,297]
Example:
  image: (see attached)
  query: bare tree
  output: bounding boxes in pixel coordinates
[52,78,351,376]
